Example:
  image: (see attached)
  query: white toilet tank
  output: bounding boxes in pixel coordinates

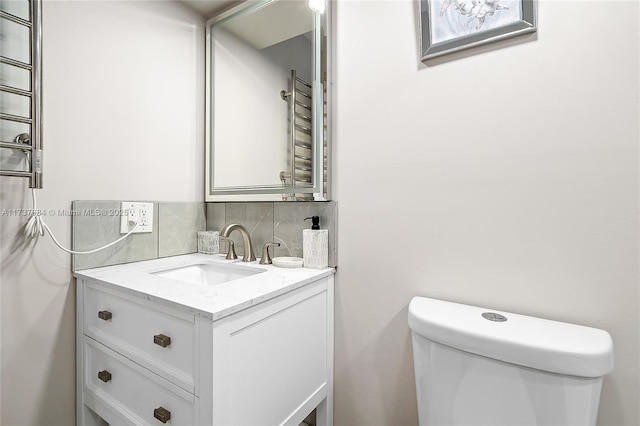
[408,297,614,426]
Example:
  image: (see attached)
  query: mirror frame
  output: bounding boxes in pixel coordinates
[205,0,332,202]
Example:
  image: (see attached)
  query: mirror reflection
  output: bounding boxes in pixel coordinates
[206,0,329,201]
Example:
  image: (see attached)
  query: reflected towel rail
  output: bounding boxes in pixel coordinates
[294,142,312,149]
[280,69,313,200]
[294,123,312,134]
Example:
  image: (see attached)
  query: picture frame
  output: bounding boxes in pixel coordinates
[419,0,536,61]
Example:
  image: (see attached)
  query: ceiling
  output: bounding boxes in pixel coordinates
[180,0,240,18]
[181,0,314,50]
[219,0,313,49]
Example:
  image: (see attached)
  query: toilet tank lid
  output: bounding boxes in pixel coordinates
[408,297,614,378]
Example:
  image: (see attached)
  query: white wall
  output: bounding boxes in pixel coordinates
[0,2,204,424]
[213,29,312,188]
[333,1,639,425]
[213,28,289,187]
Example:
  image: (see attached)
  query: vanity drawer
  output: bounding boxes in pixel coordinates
[83,282,197,393]
[84,337,196,425]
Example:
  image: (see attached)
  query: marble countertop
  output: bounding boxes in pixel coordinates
[73,253,334,320]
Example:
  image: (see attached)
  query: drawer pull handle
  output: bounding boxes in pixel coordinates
[97,370,112,383]
[154,406,171,423]
[153,334,171,347]
[98,310,112,321]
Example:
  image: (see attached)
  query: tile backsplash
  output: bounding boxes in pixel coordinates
[207,201,337,267]
[72,200,336,270]
[158,202,207,257]
[72,201,206,270]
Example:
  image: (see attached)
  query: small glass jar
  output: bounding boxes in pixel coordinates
[197,231,219,255]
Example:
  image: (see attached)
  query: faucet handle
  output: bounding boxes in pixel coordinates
[220,236,237,260]
[259,242,280,265]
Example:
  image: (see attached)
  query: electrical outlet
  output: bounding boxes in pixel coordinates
[120,202,154,234]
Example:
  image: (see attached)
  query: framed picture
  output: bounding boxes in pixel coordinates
[419,0,536,61]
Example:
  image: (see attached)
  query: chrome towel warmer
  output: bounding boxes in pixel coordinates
[0,0,43,188]
[280,69,313,200]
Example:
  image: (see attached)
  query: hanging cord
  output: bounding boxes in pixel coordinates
[24,189,139,255]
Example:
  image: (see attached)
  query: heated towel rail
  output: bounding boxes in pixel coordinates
[280,69,313,200]
[0,0,43,188]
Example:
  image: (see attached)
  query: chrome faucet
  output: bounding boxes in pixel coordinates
[220,224,256,262]
[259,242,280,265]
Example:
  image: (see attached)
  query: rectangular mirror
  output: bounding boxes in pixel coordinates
[205,0,331,201]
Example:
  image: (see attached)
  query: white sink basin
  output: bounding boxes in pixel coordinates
[152,262,264,286]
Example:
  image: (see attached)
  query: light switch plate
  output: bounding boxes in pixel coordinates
[120,202,153,233]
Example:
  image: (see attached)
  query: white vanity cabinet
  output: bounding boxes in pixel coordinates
[75,256,334,426]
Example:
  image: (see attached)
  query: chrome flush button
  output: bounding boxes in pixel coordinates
[482,312,507,322]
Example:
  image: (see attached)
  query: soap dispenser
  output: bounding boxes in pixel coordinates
[303,216,328,269]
